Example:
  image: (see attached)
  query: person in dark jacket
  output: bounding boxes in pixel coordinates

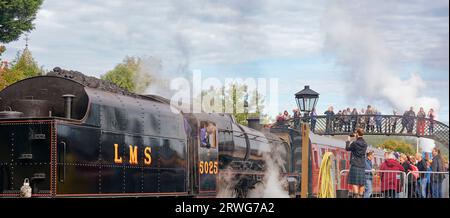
[293,108,301,129]
[415,153,427,198]
[345,128,368,198]
[324,106,334,134]
[400,110,408,133]
[351,108,358,132]
[310,108,317,131]
[400,154,413,172]
[364,151,374,198]
[431,147,444,198]
[406,107,416,134]
[375,109,382,133]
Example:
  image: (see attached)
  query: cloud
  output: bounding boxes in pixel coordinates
[4,0,446,73]
[1,0,448,121]
[322,0,442,116]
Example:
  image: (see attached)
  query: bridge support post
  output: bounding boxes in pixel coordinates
[301,122,310,198]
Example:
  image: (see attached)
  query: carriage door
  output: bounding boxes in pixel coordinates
[197,121,219,195]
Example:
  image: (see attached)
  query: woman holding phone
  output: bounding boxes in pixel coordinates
[345,128,368,198]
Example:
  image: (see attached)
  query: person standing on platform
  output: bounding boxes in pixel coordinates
[364,151,374,198]
[431,147,444,198]
[345,128,368,198]
[415,153,427,198]
[380,153,405,198]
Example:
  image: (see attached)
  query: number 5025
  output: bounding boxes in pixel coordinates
[199,161,218,174]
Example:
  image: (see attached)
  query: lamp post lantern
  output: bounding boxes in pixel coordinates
[295,85,319,117]
[295,85,319,198]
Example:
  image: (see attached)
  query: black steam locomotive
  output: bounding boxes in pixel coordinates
[0,68,296,198]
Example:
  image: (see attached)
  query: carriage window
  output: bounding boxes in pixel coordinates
[199,121,217,148]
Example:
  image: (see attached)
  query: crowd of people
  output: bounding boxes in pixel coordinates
[364,147,448,198]
[346,128,448,198]
[274,107,447,198]
[323,105,437,135]
[274,105,437,137]
[274,109,302,128]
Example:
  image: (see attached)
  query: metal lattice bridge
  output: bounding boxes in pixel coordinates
[272,115,449,146]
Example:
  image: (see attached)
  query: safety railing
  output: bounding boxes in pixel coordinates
[338,169,407,198]
[404,171,449,198]
[271,115,449,146]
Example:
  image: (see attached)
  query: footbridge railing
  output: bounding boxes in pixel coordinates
[271,115,449,146]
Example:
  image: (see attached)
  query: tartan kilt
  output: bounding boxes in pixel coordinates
[348,166,365,185]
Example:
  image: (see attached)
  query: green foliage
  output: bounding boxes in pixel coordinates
[101,56,152,93]
[365,135,449,157]
[378,139,415,155]
[0,47,42,90]
[196,83,266,126]
[102,63,135,92]
[0,0,44,43]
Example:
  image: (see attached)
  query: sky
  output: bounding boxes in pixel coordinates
[2,0,449,122]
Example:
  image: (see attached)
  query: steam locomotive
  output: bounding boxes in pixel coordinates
[0,68,293,197]
[0,68,384,198]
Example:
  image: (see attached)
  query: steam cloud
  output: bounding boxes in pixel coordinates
[248,143,289,198]
[323,2,440,115]
[138,56,178,99]
[217,144,289,198]
[419,138,435,153]
[216,168,237,198]
[247,159,289,198]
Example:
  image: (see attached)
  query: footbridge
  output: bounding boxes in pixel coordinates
[272,115,449,146]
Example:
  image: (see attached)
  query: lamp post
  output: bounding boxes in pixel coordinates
[295,85,319,117]
[295,85,319,198]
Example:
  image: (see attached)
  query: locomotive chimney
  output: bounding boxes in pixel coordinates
[62,94,76,119]
[247,116,262,131]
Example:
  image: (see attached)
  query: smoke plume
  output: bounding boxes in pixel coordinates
[247,144,289,198]
[419,138,436,153]
[216,143,289,198]
[322,2,440,114]
[216,168,238,198]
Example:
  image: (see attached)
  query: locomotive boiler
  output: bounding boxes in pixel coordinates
[0,68,290,197]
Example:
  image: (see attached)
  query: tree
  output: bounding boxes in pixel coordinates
[0,47,42,90]
[101,56,152,93]
[378,139,415,156]
[1,0,43,89]
[196,83,266,126]
[226,84,266,126]
[0,0,44,44]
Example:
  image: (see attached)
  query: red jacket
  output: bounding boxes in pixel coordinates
[379,159,405,192]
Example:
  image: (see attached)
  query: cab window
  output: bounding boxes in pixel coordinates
[199,121,218,148]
